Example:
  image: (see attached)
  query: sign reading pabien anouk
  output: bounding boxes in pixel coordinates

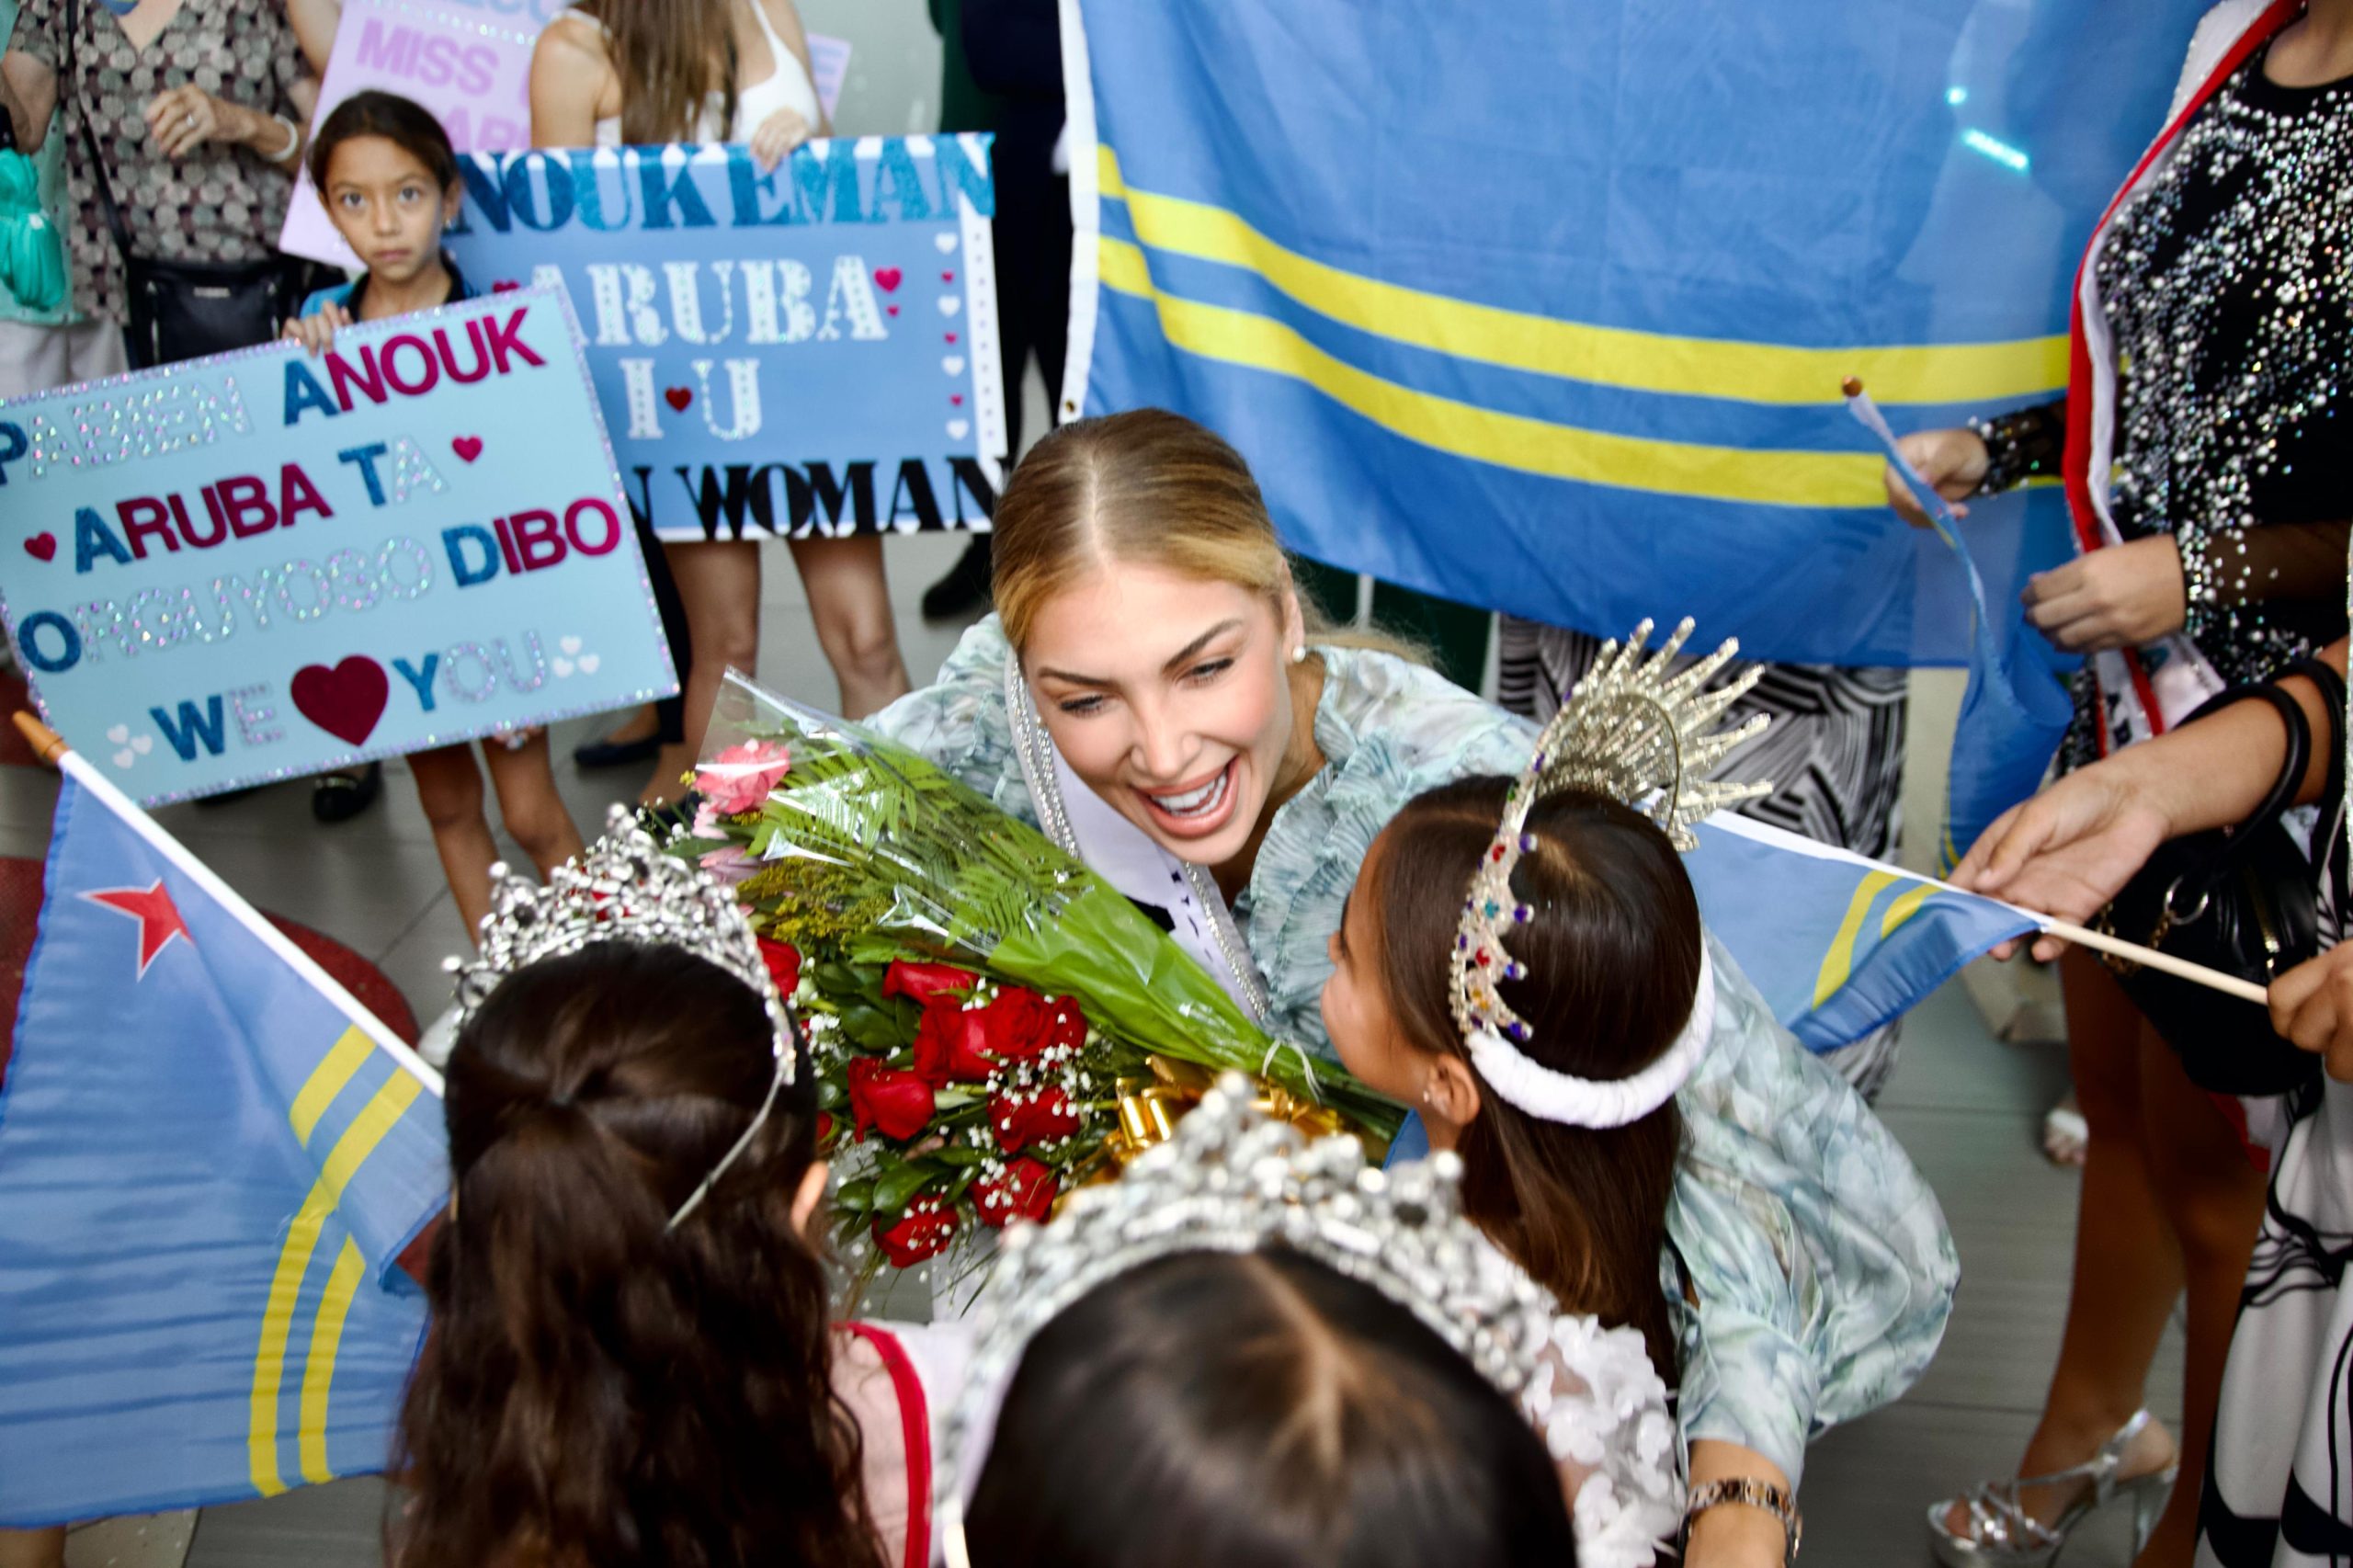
[0,287,676,803]
[446,138,1008,542]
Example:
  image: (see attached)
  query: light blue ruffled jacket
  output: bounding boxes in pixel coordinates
[871,619,1957,1486]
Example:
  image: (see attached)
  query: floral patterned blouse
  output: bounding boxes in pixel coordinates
[871,617,1958,1488]
[8,0,308,323]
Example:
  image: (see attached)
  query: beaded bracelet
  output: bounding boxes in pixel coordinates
[1965,405,2060,496]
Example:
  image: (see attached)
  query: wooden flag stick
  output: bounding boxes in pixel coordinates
[12,711,69,768]
[2028,915,2272,1005]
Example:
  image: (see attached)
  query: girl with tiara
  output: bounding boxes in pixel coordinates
[1318,630,1957,1564]
[399,811,965,1568]
[937,1077,1677,1568]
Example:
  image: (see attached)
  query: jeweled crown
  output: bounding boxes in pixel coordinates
[937,1075,1558,1528]
[1447,619,1768,1120]
[447,803,797,1071]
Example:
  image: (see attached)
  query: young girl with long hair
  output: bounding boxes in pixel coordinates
[279,92,585,938]
[402,827,959,1566]
[531,0,912,805]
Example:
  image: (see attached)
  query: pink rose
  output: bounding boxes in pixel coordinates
[696,739,793,815]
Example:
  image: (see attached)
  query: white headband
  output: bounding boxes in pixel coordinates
[1463,948,1714,1128]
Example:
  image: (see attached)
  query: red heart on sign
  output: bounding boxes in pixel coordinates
[886,305,899,317]
[941,270,955,282]
[873,267,903,292]
[451,436,483,462]
[493,278,522,292]
[945,332,958,343]
[665,386,693,412]
[23,533,55,562]
[950,394,964,405]
[290,655,390,747]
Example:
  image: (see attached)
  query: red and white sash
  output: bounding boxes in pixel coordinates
[2063,0,2305,755]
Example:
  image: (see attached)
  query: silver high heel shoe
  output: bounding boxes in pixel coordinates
[1927,1409,2177,1568]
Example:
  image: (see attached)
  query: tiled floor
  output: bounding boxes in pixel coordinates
[7,533,2184,1568]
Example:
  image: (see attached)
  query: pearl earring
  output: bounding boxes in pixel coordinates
[1290,645,1308,665]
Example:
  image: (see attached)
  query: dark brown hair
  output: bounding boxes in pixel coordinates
[307,89,460,194]
[1370,779,1696,1373]
[394,942,880,1568]
[965,1249,1575,1568]
[585,0,740,148]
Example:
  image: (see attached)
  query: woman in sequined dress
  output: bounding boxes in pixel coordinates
[1947,625,2349,1567]
[1887,4,2353,1564]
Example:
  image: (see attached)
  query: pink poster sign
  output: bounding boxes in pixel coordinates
[278,0,540,267]
[281,5,853,268]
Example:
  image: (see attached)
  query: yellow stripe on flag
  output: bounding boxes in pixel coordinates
[298,1238,368,1485]
[1098,237,1882,508]
[1813,870,1904,1008]
[1098,146,2066,407]
[248,1069,422,1496]
[1881,881,1937,938]
[288,1027,376,1146]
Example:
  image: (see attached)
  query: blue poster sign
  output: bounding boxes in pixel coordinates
[446,137,1007,543]
[0,286,677,804]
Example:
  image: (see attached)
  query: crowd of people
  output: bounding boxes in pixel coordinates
[0,0,2346,1564]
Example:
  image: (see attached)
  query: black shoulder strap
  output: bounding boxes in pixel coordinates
[65,0,137,267]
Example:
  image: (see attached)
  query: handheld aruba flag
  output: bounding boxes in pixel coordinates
[1687,814,2038,1051]
[0,746,445,1526]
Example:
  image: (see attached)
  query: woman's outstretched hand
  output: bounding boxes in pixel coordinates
[1951,765,2173,961]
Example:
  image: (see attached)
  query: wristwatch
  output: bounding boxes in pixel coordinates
[1686,1476,1802,1565]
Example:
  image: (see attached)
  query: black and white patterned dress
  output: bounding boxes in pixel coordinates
[1496,624,1909,1100]
[2199,778,2352,1568]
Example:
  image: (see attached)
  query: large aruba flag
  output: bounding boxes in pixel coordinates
[1060,0,2206,668]
[0,749,445,1526]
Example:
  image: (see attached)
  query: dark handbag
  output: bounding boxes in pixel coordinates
[2096,660,2347,1096]
[66,0,315,368]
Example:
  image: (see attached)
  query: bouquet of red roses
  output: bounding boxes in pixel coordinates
[677,673,1395,1285]
[781,952,1165,1272]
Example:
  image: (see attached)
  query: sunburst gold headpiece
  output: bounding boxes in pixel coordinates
[1448,619,1769,1128]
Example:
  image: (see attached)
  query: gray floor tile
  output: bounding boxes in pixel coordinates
[183,1480,385,1568]
[1803,1402,2160,1568]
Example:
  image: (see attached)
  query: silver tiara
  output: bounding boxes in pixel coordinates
[445,804,799,1227]
[937,1076,1559,1558]
[1449,619,1768,1127]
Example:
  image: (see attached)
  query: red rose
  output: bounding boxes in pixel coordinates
[973,986,1051,1063]
[911,997,995,1085]
[846,1059,936,1142]
[989,1085,1082,1154]
[815,1111,835,1146]
[756,937,801,998]
[873,1199,957,1267]
[882,960,977,1005]
[1041,995,1087,1053]
[972,1155,1059,1228]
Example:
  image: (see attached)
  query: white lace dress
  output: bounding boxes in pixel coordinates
[1525,1312,1686,1568]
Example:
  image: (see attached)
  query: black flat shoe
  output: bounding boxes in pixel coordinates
[312,761,383,824]
[574,733,662,768]
[920,535,994,621]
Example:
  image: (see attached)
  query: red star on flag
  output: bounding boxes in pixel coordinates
[84,880,193,977]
